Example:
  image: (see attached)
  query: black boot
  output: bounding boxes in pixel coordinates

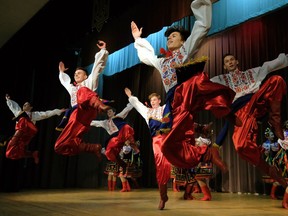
[183,183,194,200]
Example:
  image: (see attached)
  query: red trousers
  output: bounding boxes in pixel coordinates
[105,124,135,161]
[152,134,171,185]
[162,72,235,168]
[6,117,38,160]
[54,87,100,156]
[233,75,286,166]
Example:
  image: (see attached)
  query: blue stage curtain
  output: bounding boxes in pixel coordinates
[86,0,288,79]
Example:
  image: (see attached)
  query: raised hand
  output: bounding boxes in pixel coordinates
[131,21,142,40]
[59,61,69,73]
[60,108,68,113]
[124,87,132,97]
[5,94,10,100]
[97,40,106,49]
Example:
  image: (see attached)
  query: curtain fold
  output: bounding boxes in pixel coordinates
[2,1,288,192]
[100,5,288,193]
[87,1,288,78]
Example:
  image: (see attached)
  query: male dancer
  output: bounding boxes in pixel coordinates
[125,87,175,210]
[6,94,65,164]
[54,40,109,159]
[211,53,288,209]
[131,0,236,172]
[90,104,139,173]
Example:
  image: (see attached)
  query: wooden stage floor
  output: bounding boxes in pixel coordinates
[0,188,286,216]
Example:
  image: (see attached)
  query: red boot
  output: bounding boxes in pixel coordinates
[200,185,212,201]
[120,181,129,192]
[158,184,168,210]
[172,180,180,192]
[203,146,228,173]
[183,184,195,200]
[270,183,278,200]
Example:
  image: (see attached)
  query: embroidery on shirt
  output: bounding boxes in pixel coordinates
[222,69,256,94]
[147,106,164,121]
[161,50,184,89]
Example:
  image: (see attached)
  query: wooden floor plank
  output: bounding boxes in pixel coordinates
[0,189,286,216]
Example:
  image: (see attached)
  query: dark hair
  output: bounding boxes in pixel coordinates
[222,53,236,65]
[23,101,33,107]
[164,26,190,41]
[108,107,116,113]
[75,66,88,76]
